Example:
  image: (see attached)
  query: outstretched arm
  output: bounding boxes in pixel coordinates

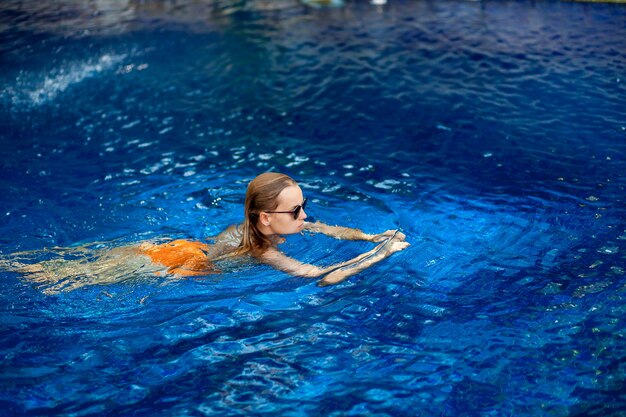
[258,235,409,284]
[319,238,408,286]
[304,221,404,243]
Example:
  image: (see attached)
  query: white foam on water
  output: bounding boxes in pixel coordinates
[8,53,126,106]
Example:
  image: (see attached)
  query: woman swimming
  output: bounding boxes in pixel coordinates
[3,172,409,292]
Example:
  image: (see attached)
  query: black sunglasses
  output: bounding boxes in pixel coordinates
[265,198,308,220]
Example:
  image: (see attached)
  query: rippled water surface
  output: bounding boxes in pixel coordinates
[1,1,626,416]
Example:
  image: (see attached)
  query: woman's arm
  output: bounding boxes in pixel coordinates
[319,239,409,286]
[304,221,405,243]
[258,236,409,283]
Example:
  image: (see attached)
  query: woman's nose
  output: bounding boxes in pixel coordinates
[300,209,307,220]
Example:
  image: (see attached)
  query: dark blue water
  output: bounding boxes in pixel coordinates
[1,1,626,415]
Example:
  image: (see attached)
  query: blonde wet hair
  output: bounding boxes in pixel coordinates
[238,172,297,256]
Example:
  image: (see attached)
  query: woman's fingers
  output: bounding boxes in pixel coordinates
[390,241,410,252]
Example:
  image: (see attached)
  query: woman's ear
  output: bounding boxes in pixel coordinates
[259,212,271,226]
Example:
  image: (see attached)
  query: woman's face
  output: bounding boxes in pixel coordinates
[265,185,307,235]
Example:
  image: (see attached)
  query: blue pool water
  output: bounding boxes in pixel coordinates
[1,1,626,415]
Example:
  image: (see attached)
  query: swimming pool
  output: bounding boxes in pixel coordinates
[1,0,625,415]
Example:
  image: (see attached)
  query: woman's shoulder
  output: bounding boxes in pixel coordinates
[256,246,282,261]
[226,223,243,236]
[213,223,243,245]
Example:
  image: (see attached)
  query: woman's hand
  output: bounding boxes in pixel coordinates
[385,239,410,253]
[371,230,406,242]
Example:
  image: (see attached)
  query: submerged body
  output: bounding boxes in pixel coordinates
[4,225,244,294]
[138,220,405,280]
[139,240,214,276]
[3,173,409,293]
[137,224,244,276]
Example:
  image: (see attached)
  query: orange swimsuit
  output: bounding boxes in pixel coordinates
[139,239,216,276]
